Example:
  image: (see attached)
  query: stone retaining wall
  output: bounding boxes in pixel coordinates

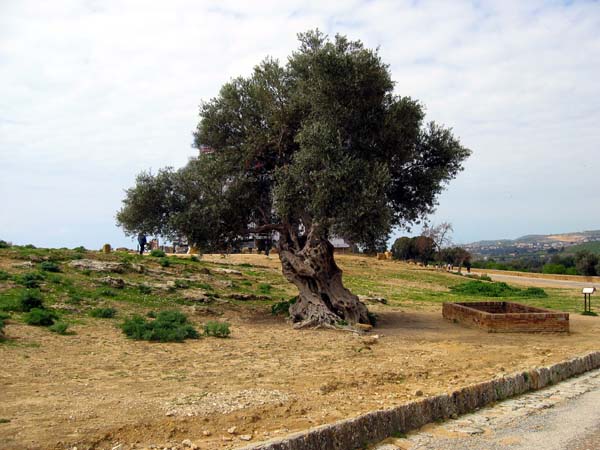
[237,351,600,450]
[442,302,569,333]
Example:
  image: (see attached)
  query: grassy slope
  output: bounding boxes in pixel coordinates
[564,241,600,255]
[0,247,589,336]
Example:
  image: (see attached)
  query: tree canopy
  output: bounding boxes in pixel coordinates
[117,30,471,327]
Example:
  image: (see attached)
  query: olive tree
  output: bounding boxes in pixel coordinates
[117,31,470,328]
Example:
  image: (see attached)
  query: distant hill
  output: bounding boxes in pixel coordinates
[466,229,600,259]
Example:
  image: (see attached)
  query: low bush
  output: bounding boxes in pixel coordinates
[174,279,190,289]
[582,310,598,316]
[89,307,117,318]
[138,284,152,294]
[159,258,170,267]
[49,321,70,334]
[147,310,157,318]
[450,280,547,298]
[13,271,45,288]
[189,255,199,262]
[98,288,117,297]
[258,283,272,294]
[0,240,10,249]
[40,261,61,272]
[0,270,10,281]
[121,310,199,342]
[150,249,166,257]
[73,246,87,252]
[203,321,231,338]
[19,289,44,312]
[25,308,57,326]
[271,297,297,316]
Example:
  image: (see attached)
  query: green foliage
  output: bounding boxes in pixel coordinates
[98,288,117,297]
[73,246,87,252]
[117,30,469,255]
[19,289,44,311]
[450,280,547,298]
[582,310,598,316]
[13,271,44,288]
[174,279,190,289]
[49,321,70,335]
[575,251,598,276]
[147,310,157,318]
[391,236,436,264]
[159,258,170,267]
[189,255,199,262]
[271,297,297,316]
[89,307,117,318]
[258,283,272,294]
[121,310,199,342]
[25,308,57,326]
[40,261,61,272]
[203,321,231,338]
[542,263,567,275]
[150,249,166,257]
[0,240,10,249]
[138,284,152,294]
[0,270,10,281]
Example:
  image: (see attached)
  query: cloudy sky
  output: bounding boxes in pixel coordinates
[1,0,599,249]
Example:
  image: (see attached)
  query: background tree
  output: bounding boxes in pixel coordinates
[575,251,599,276]
[117,30,471,328]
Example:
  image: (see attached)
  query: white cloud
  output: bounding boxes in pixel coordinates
[1,0,599,248]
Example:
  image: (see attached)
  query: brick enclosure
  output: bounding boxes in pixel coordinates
[443,301,569,333]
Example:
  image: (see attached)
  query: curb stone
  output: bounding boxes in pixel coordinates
[236,351,600,450]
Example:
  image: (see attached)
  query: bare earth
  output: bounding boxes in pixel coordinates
[2,255,600,450]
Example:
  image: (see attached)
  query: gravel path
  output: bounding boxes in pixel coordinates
[374,368,600,450]
[471,270,597,290]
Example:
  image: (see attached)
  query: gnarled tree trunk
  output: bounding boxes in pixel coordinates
[278,226,369,328]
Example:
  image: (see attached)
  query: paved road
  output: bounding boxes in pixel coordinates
[471,270,598,290]
[374,368,600,450]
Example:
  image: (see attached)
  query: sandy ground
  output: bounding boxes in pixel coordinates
[2,304,600,450]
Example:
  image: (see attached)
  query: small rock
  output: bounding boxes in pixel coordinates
[362,335,380,345]
[415,390,424,397]
[222,436,232,442]
[239,435,252,441]
[181,439,192,448]
[227,426,237,434]
[112,445,123,450]
[202,430,212,436]
[213,268,243,275]
[99,276,126,289]
[358,295,388,304]
[355,323,373,332]
[165,410,176,417]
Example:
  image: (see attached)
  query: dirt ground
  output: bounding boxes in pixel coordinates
[2,255,600,450]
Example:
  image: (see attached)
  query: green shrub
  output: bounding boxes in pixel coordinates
[174,279,190,289]
[150,249,166,257]
[542,263,567,275]
[121,310,199,342]
[0,240,10,249]
[190,255,199,262]
[40,261,61,272]
[258,283,272,294]
[73,246,86,252]
[49,321,70,335]
[203,321,231,338]
[147,310,157,318]
[271,297,297,316]
[0,270,10,281]
[25,308,57,326]
[159,258,170,267]
[138,284,152,294]
[24,244,36,249]
[13,272,44,288]
[450,280,547,298]
[81,269,92,276]
[89,307,117,318]
[98,288,117,297]
[19,289,44,312]
[582,310,598,316]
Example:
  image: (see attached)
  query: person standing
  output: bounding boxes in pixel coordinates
[137,233,147,255]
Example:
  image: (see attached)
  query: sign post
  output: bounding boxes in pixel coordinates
[582,287,596,313]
